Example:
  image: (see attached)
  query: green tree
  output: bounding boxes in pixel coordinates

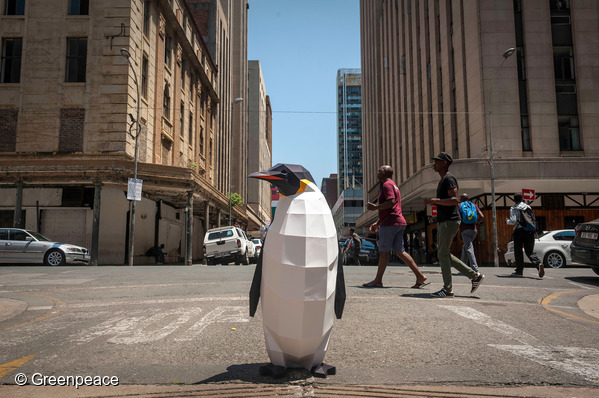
[229,192,243,207]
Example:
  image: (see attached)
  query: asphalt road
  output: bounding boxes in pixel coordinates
[0,262,598,397]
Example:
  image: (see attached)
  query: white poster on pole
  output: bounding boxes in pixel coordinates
[127,178,143,201]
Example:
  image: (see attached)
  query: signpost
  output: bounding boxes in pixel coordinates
[522,188,535,201]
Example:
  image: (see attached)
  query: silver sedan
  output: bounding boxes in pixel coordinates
[504,229,579,269]
[0,228,90,266]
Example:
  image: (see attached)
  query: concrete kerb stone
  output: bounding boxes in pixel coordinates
[578,294,599,320]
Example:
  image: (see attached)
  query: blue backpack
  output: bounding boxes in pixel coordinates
[459,201,477,224]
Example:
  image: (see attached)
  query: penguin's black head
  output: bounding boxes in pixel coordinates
[248,163,314,196]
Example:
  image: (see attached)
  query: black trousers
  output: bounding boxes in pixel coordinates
[352,249,361,265]
[513,229,540,273]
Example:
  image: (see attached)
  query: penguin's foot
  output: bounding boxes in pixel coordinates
[311,363,336,378]
[259,363,287,379]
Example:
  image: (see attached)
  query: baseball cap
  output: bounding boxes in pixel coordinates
[431,152,453,164]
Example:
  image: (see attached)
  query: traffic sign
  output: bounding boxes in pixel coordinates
[522,189,535,201]
[127,178,143,201]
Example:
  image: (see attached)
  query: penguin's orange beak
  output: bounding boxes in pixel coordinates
[248,171,284,181]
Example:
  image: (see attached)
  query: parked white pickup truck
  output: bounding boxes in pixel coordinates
[203,226,255,265]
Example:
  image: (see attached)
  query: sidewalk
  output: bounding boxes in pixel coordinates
[2,382,599,397]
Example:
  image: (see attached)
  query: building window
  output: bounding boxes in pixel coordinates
[558,116,581,151]
[188,112,193,144]
[68,0,88,15]
[1,38,22,83]
[0,108,18,151]
[65,38,87,82]
[163,83,170,119]
[553,47,575,81]
[4,0,25,15]
[143,0,150,37]
[189,73,194,97]
[199,126,204,155]
[58,108,85,152]
[141,54,148,98]
[521,116,531,151]
[180,60,185,89]
[164,35,171,68]
[179,101,184,137]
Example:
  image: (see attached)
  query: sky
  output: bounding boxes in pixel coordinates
[247,0,361,188]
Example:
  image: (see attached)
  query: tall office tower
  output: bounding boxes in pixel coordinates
[337,69,363,193]
[335,69,363,232]
[359,0,599,264]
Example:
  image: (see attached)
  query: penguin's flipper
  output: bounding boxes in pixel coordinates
[249,244,263,317]
[334,248,346,319]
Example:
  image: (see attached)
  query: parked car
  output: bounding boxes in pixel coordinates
[504,229,579,269]
[0,228,90,266]
[570,219,599,276]
[341,238,379,265]
[252,238,262,261]
[203,226,255,265]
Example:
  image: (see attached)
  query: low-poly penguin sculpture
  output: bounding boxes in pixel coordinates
[249,163,346,378]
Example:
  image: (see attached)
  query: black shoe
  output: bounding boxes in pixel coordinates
[471,273,485,293]
[538,263,545,278]
[511,272,523,276]
[431,289,454,298]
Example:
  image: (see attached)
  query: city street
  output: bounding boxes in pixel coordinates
[0,263,598,397]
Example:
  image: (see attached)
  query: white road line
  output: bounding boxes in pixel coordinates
[489,344,599,383]
[64,296,247,309]
[71,306,248,344]
[568,281,593,290]
[175,306,248,341]
[440,305,541,346]
[442,305,599,384]
[27,306,53,311]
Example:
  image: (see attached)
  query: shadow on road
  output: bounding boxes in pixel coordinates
[400,292,482,299]
[495,274,541,280]
[195,363,313,384]
[566,275,599,288]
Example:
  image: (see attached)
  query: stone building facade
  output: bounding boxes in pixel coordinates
[247,60,272,230]
[0,0,260,264]
[359,0,599,265]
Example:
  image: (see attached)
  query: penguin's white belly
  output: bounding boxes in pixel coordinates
[261,190,338,369]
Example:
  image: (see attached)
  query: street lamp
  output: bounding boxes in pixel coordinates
[120,48,141,266]
[229,97,244,226]
[489,47,515,267]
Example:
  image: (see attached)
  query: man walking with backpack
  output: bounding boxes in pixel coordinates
[506,193,543,278]
[348,228,362,265]
[459,194,484,272]
[424,153,485,297]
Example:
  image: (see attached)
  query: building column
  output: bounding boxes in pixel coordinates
[204,201,210,231]
[13,180,23,228]
[185,191,193,266]
[90,181,102,266]
[216,208,222,227]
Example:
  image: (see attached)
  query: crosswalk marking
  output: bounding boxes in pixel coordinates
[441,305,599,383]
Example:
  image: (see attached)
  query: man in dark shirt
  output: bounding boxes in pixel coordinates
[424,153,484,297]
